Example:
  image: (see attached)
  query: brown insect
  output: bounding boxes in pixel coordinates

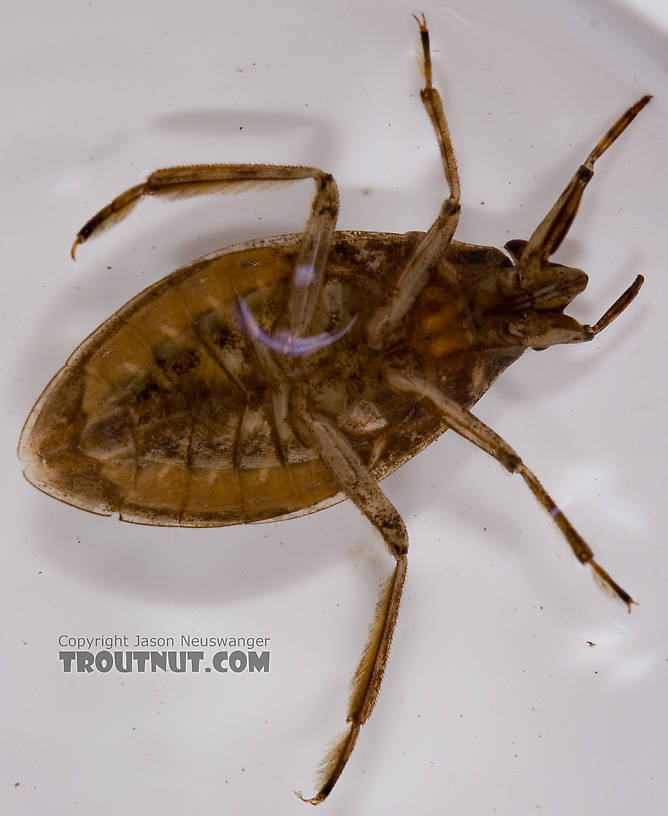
[19,15,648,804]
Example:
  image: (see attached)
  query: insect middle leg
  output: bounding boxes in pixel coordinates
[367,16,461,347]
[292,408,408,804]
[385,367,634,610]
[70,163,339,338]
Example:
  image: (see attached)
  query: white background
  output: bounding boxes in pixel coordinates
[2,0,667,814]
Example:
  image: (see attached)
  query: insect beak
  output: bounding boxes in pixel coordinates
[528,265,589,310]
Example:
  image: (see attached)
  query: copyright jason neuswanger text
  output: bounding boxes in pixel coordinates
[57,633,271,673]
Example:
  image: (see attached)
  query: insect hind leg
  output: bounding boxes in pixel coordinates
[71,162,343,354]
[71,163,335,257]
[293,407,408,804]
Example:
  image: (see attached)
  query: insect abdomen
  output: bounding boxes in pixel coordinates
[19,245,341,525]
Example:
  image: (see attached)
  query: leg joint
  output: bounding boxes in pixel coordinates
[578,164,594,182]
[381,517,409,557]
[440,198,461,217]
[391,542,409,558]
[503,452,523,473]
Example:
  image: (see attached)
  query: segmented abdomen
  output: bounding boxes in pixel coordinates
[19,242,339,525]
